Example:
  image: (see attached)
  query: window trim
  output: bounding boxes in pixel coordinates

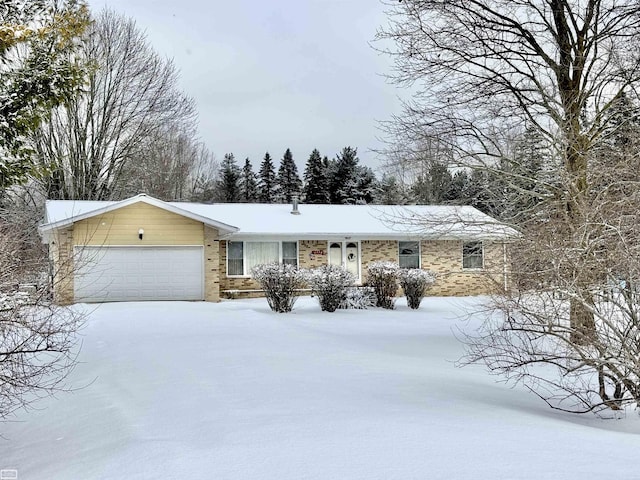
[281,241,298,267]
[462,241,484,270]
[398,240,421,269]
[226,240,299,277]
[227,241,245,277]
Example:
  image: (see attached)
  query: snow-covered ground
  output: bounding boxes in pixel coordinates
[2,296,640,479]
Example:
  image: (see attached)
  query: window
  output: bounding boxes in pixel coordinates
[246,242,279,273]
[399,241,420,268]
[227,241,298,276]
[462,241,483,269]
[282,242,298,266]
[228,241,244,276]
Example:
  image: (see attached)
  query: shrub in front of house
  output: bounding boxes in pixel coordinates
[305,265,356,312]
[339,286,376,310]
[398,269,436,309]
[366,261,399,309]
[251,263,306,313]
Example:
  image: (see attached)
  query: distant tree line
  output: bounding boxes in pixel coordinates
[206,142,550,212]
[208,146,377,205]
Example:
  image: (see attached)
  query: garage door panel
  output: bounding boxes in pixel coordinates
[74,247,204,302]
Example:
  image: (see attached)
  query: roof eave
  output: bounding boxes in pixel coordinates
[223,231,518,241]
[38,194,240,240]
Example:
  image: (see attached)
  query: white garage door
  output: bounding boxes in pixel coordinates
[74,246,204,302]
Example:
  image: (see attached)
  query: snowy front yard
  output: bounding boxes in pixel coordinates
[3,296,640,479]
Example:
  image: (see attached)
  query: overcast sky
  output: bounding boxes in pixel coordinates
[87,0,403,170]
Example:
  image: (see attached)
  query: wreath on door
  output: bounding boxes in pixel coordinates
[347,253,356,262]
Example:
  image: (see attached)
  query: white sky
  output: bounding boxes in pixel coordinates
[87,0,403,170]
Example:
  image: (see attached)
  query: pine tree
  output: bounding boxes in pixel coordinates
[276,148,302,203]
[355,165,377,204]
[218,153,241,202]
[411,161,453,204]
[447,170,469,204]
[239,157,258,203]
[302,148,329,203]
[376,173,404,204]
[502,126,548,221]
[1,1,89,188]
[462,169,492,214]
[329,146,360,204]
[258,151,277,203]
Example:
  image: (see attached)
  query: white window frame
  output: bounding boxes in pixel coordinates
[462,241,484,270]
[281,241,299,267]
[226,240,299,277]
[398,240,421,269]
[227,241,245,277]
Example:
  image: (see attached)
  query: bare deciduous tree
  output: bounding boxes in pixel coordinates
[118,128,215,201]
[31,8,197,200]
[378,0,640,412]
[0,222,83,421]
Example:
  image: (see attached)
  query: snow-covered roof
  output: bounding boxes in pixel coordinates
[40,194,518,242]
[39,195,239,236]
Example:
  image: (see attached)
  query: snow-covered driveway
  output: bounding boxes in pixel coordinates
[2,297,640,479]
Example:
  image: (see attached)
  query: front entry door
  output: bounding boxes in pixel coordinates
[328,241,360,280]
[345,242,359,278]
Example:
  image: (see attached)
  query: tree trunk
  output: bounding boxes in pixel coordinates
[569,295,596,345]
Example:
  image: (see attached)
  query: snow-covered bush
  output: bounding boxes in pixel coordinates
[305,265,355,312]
[398,269,436,309]
[366,261,399,309]
[251,263,305,313]
[339,286,376,310]
[0,290,33,311]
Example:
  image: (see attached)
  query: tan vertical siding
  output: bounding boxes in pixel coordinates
[73,203,204,246]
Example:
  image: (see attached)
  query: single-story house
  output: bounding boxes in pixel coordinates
[39,194,517,304]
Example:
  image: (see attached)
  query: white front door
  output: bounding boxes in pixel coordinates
[329,242,343,268]
[345,242,359,278]
[328,241,360,280]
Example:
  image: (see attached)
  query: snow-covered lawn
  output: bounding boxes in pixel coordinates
[3,296,640,479]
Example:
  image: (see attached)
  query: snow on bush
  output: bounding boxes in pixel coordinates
[398,269,436,309]
[251,263,306,313]
[0,290,33,311]
[339,286,376,310]
[305,265,355,312]
[366,261,399,309]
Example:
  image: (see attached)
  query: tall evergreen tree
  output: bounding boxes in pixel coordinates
[239,157,258,203]
[462,169,492,214]
[302,148,329,203]
[329,146,360,204]
[276,148,302,203]
[500,126,548,222]
[258,151,277,203]
[411,160,454,204]
[218,153,241,202]
[1,1,89,189]
[447,170,469,204]
[376,173,404,204]
[355,165,377,204]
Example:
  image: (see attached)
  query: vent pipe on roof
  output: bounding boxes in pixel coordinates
[291,196,301,215]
